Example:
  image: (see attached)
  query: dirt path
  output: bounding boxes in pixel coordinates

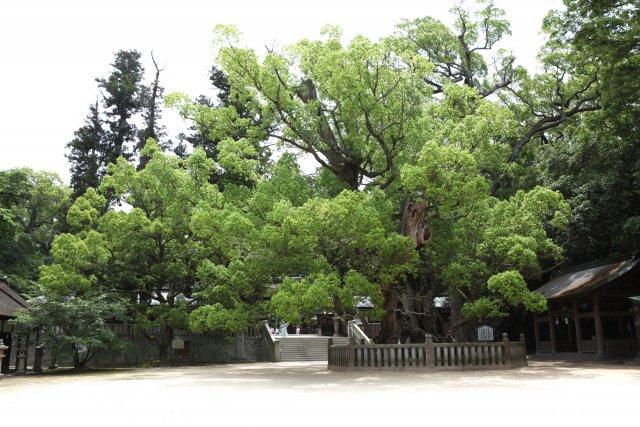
[1,360,638,426]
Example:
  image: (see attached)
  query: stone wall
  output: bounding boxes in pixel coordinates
[89,334,265,367]
[3,331,267,371]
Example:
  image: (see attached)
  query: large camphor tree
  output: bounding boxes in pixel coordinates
[168,1,590,342]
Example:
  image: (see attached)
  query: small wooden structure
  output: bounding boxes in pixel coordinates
[533,254,640,357]
[0,277,29,373]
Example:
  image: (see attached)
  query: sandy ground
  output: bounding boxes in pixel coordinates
[1,360,638,426]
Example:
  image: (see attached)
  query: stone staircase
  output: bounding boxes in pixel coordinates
[274,336,349,362]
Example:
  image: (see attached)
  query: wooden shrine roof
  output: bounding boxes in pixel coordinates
[0,278,28,318]
[535,254,640,300]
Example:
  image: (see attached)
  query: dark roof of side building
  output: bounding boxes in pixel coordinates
[535,254,640,300]
[0,277,29,318]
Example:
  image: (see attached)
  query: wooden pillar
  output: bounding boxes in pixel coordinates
[633,305,640,361]
[593,297,605,355]
[534,319,541,353]
[547,312,557,353]
[617,317,625,339]
[572,301,583,353]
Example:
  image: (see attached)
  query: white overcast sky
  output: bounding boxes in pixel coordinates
[0,0,563,184]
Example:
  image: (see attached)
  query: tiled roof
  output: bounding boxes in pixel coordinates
[0,278,28,318]
[535,255,640,300]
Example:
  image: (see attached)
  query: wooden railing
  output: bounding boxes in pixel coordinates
[329,333,527,370]
[579,340,598,353]
[260,321,280,362]
[538,341,552,352]
[605,339,637,355]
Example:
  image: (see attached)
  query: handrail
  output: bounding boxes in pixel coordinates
[261,320,280,362]
[348,320,373,345]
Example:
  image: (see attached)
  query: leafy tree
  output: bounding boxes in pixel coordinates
[0,169,71,295]
[12,293,129,368]
[264,190,415,325]
[396,1,514,97]
[45,142,237,358]
[0,169,30,238]
[170,66,272,188]
[534,0,640,263]
[183,2,585,342]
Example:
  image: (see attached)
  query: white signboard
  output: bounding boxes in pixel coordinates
[477,325,494,341]
[171,339,185,350]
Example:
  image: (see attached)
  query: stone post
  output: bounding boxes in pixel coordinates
[332,315,341,337]
[15,333,27,375]
[33,346,44,373]
[234,331,247,360]
[347,340,354,367]
[32,328,43,373]
[502,333,511,367]
[425,333,435,368]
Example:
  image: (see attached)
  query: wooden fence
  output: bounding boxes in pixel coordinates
[328,333,527,371]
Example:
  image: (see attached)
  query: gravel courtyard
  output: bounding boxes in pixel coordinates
[1,360,638,426]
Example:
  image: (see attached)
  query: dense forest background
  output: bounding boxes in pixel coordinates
[2,0,638,361]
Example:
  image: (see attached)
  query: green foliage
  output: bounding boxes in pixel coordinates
[534,1,640,263]
[12,293,129,368]
[396,1,513,97]
[0,169,71,296]
[167,65,272,188]
[265,190,414,323]
[462,271,547,320]
[431,187,568,320]
[18,3,620,351]
[209,24,430,190]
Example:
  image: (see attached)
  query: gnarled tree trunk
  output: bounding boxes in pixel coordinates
[379,199,432,343]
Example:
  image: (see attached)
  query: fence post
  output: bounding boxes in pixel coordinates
[347,340,355,367]
[425,333,435,368]
[502,333,511,367]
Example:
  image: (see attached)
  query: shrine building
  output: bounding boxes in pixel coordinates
[533,254,640,357]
